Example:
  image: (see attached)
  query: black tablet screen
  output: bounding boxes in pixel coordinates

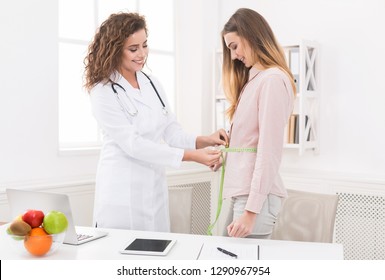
[125,239,172,252]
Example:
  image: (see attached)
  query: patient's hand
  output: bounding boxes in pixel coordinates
[227,211,257,238]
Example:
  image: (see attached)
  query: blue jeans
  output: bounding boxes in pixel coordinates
[223,194,282,238]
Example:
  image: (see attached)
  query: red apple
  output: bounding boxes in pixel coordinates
[22,209,45,228]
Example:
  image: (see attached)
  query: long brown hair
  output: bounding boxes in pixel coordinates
[221,8,296,120]
[84,12,147,92]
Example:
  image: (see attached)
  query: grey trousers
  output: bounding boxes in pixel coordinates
[223,194,282,239]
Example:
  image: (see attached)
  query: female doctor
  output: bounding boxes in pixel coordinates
[84,12,228,231]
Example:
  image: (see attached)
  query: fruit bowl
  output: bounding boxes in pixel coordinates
[7,209,68,257]
[8,229,66,257]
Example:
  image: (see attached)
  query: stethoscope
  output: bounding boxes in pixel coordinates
[111,71,168,117]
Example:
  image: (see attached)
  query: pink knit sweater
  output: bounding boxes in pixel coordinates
[223,67,294,214]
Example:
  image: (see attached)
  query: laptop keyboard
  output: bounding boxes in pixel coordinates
[77,233,93,241]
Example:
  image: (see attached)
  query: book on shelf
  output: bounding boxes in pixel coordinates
[294,114,299,144]
[288,114,297,144]
[286,114,311,144]
[305,115,311,141]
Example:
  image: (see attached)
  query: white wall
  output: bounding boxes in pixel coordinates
[1,0,385,191]
[0,0,99,188]
[175,0,220,135]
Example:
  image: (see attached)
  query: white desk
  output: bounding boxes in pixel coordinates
[0,225,344,260]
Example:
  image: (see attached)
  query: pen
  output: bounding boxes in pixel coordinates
[217,247,238,259]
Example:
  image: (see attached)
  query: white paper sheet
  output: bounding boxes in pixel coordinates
[197,242,258,260]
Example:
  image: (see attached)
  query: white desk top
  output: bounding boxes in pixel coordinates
[0,225,344,260]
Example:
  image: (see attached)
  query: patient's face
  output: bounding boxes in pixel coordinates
[224,32,253,68]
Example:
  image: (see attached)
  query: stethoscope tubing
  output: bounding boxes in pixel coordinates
[141,71,166,109]
[111,82,138,116]
[110,71,168,116]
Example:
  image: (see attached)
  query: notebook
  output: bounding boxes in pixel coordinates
[6,188,108,245]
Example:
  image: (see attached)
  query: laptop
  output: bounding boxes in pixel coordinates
[6,188,108,245]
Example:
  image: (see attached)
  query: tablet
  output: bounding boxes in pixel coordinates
[120,238,177,256]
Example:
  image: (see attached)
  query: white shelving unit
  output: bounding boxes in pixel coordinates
[212,40,319,155]
[283,40,319,155]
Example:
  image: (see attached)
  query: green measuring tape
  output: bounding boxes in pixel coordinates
[206,147,257,236]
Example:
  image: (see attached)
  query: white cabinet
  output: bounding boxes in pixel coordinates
[212,40,319,155]
[283,40,319,155]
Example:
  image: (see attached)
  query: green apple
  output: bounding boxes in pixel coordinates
[43,211,68,234]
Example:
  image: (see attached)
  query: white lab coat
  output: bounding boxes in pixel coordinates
[90,71,196,231]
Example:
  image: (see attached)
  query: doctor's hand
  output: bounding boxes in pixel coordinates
[182,149,221,167]
[227,210,257,238]
[209,156,223,172]
[196,129,229,149]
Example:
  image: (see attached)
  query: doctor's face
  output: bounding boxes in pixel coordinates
[120,28,148,75]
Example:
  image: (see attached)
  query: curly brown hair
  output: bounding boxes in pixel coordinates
[84,12,147,92]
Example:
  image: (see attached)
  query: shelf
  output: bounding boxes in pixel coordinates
[283,40,319,155]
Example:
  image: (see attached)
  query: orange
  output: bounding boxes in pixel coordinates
[24,227,53,256]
